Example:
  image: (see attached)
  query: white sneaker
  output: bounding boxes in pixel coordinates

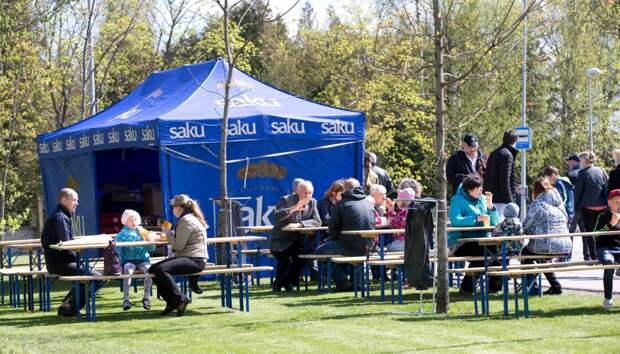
[603,298,614,309]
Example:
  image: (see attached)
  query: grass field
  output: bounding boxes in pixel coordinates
[0,279,619,353]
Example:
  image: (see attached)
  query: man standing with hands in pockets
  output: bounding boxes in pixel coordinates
[269,179,321,292]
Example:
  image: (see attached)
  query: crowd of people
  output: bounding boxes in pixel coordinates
[269,151,424,293]
[447,130,620,308]
[39,136,620,318]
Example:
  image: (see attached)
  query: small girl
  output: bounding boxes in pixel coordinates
[116,209,155,311]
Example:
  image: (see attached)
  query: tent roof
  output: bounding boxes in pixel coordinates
[37,58,365,158]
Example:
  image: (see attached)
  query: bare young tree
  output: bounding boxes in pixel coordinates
[430,0,544,313]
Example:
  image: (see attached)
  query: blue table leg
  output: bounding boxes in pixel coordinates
[448,261,453,288]
[353,264,358,298]
[482,246,490,315]
[501,241,509,316]
[522,275,529,318]
[391,270,395,304]
[219,275,225,307]
[327,260,332,292]
[380,235,385,302]
[514,278,519,319]
[244,272,249,312]
[538,274,542,297]
[91,281,97,322]
[397,266,403,305]
[304,238,309,291]
[473,276,478,316]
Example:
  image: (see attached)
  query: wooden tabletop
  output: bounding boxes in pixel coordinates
[0,238,41,247]
[447,226,494,232]
[281,226,328,234]
[50,240,167,251]
[206,236,267,244]
[236,225,273,233]
[341,229,404,237]
[462,230,620,245]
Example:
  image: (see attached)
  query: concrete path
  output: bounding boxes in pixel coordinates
[539,238,619,295]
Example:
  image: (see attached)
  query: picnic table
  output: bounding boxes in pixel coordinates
[461,230,620,317]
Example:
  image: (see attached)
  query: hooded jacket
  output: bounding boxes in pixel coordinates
[448,184,499,246]
[330,186,376,254]
[523,189,572,254]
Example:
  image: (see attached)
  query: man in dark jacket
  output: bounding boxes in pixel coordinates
[483,130,518,221]
[42,188,102,316]
[269,179,321,292]
[566,154,581,186]
[369,152,393,197]
[447,134,486,196]
[315,178,375,291]
[574,151,608,260]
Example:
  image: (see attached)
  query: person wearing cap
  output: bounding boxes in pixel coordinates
[522,177,571,295]
[446,134,486,196]
[565,154,581,186]
[116,209,156,311]
[593,189,620,309]
[574,151,608,261]
[483,130,519,221]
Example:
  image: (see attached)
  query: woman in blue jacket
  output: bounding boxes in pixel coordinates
[448,175,501,293]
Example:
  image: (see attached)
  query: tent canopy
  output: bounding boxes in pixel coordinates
[37,58,364,158]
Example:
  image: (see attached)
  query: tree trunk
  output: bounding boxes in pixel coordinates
[219,0,234,237]
[433,0,449,314]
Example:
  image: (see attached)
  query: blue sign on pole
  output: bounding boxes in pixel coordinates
[515,127,531,150]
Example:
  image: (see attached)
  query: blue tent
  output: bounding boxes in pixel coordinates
[37,59,365,241]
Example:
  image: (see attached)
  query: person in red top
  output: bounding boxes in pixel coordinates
[386,188,416,252]
[593,189,620,309]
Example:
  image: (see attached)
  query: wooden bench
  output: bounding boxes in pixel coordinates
[487,263,620,318]
[57,264,273,321]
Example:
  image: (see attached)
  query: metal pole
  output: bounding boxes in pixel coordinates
[88,0,97,115]
[588,78,593,152]
[520,0,527,219]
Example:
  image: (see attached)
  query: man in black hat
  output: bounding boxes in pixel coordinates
[566,154,581,186]
[446,133,486,196]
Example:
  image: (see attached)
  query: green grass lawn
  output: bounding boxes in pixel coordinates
[0,279,619,353]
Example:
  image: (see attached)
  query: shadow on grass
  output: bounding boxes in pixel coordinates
[0,304,229,327]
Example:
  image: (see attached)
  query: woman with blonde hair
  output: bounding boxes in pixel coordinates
[149,194,208,316]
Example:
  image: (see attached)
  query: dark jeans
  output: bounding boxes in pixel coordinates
[271,240,305,287]
[581,209,602,260]
[149,257,205,307]
[521,247,562,289]
[453,242,501,293]
[597,247,620,300]
[46,261,103,313]
[315,240,363,285]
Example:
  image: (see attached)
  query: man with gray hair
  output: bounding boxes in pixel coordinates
[41,188,103,316]
[269,179,321,292]
[315,178,376,291]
